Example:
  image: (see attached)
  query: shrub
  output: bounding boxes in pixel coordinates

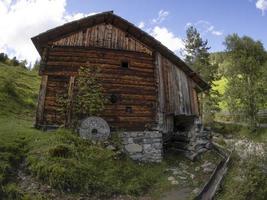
[218,154,267,200]
[48,144,72,158]
[2,183,23,200]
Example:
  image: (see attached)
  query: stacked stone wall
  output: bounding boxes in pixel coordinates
[120,131,162,162]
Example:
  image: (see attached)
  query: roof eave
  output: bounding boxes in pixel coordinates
[31,11,210,91]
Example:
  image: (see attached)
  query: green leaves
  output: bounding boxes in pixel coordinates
[223,34,267,128]
[73,66,106,120]
[57,65,106,128]
[184,26,220,123]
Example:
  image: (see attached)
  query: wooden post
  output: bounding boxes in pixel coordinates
[66,76,75,127]
[155,52,165,132]
[35,75,48,128]
[35,47,49,128]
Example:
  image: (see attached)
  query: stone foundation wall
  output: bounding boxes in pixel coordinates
[187,119,212,154]
[120,131,162,163]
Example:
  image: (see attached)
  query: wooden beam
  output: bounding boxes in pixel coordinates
[66,76,75,127]
[35,75,48,128]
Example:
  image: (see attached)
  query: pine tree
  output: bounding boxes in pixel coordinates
[184,26,220,124]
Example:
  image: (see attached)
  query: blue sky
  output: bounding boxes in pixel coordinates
[67,0,267,52]
[0,0,266,64]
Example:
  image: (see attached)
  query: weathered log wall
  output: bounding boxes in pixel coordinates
[40,46,156,130]
[155,53,199,133]
[51,23,152,55]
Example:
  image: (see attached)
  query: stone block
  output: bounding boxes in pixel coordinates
[133,138,143,144]
[125,143,142,153]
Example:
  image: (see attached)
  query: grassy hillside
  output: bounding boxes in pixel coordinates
[0,62,40,117]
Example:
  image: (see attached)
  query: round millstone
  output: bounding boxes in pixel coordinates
[79,117,110,141]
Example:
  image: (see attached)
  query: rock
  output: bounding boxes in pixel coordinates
[171,180,179,185]
[106,145,116,151]
[205,142,213,149]
[193,188,200,194]
[125,143,142,153]
[224,134,233,139]
[212,132,222,138]
[202,161,216,173]
[173,170,179,175]
[179,162,189,170]
[233,176,243,182]
[177,176,187,180]
[195,166,200,172]
[143,143,151,150]
[167,176,175,181]
[190,174,195,179]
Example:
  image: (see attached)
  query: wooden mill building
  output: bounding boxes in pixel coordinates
[32,11,210,160]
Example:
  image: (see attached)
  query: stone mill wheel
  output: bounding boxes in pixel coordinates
[79,117,110,141]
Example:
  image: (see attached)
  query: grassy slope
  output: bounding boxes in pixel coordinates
[0,62,40,117]
[0,63,42,199]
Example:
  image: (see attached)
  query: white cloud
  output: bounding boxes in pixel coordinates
[64,12,97,22]
[152,9,169,24]
[256,0,267,15]
[136,10,184,56]
[150,26,184,56]
[186,20,223,36]
[0,0,93,66]
[138,21,145,29]
[211,30,223,36]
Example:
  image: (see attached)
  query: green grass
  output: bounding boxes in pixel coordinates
[0,116,42,199]
[0,115,169,199]
[0,62,170,199]
[216,153,267,200]
[211,121,267,142]
[0,62,40,117]
[0,63,41,199]
[26,129,168,197]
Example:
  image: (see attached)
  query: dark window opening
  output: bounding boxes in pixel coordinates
[174,116,195,132]
[125,106,133,113]
[121,61,129,68]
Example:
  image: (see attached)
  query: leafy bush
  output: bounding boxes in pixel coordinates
[57,65,107,128]
[218,153,267,200]
[73,65,106,117]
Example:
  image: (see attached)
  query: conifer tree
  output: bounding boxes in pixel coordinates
[184,26,220,123]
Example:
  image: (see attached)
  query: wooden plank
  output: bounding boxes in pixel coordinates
[66,76,75,127]
[35,75,48,127]
[51,23,153,55]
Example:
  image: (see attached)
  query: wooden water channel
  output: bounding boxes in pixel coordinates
[194,144,233,200]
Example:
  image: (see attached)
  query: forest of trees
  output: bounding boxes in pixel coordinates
[0,52,40,71]
[184,27,267,129]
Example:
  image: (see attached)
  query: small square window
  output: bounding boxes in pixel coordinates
[109,94,118,104]
[121,61,129,68]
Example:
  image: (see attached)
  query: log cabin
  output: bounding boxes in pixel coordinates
[32,11,210,162]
